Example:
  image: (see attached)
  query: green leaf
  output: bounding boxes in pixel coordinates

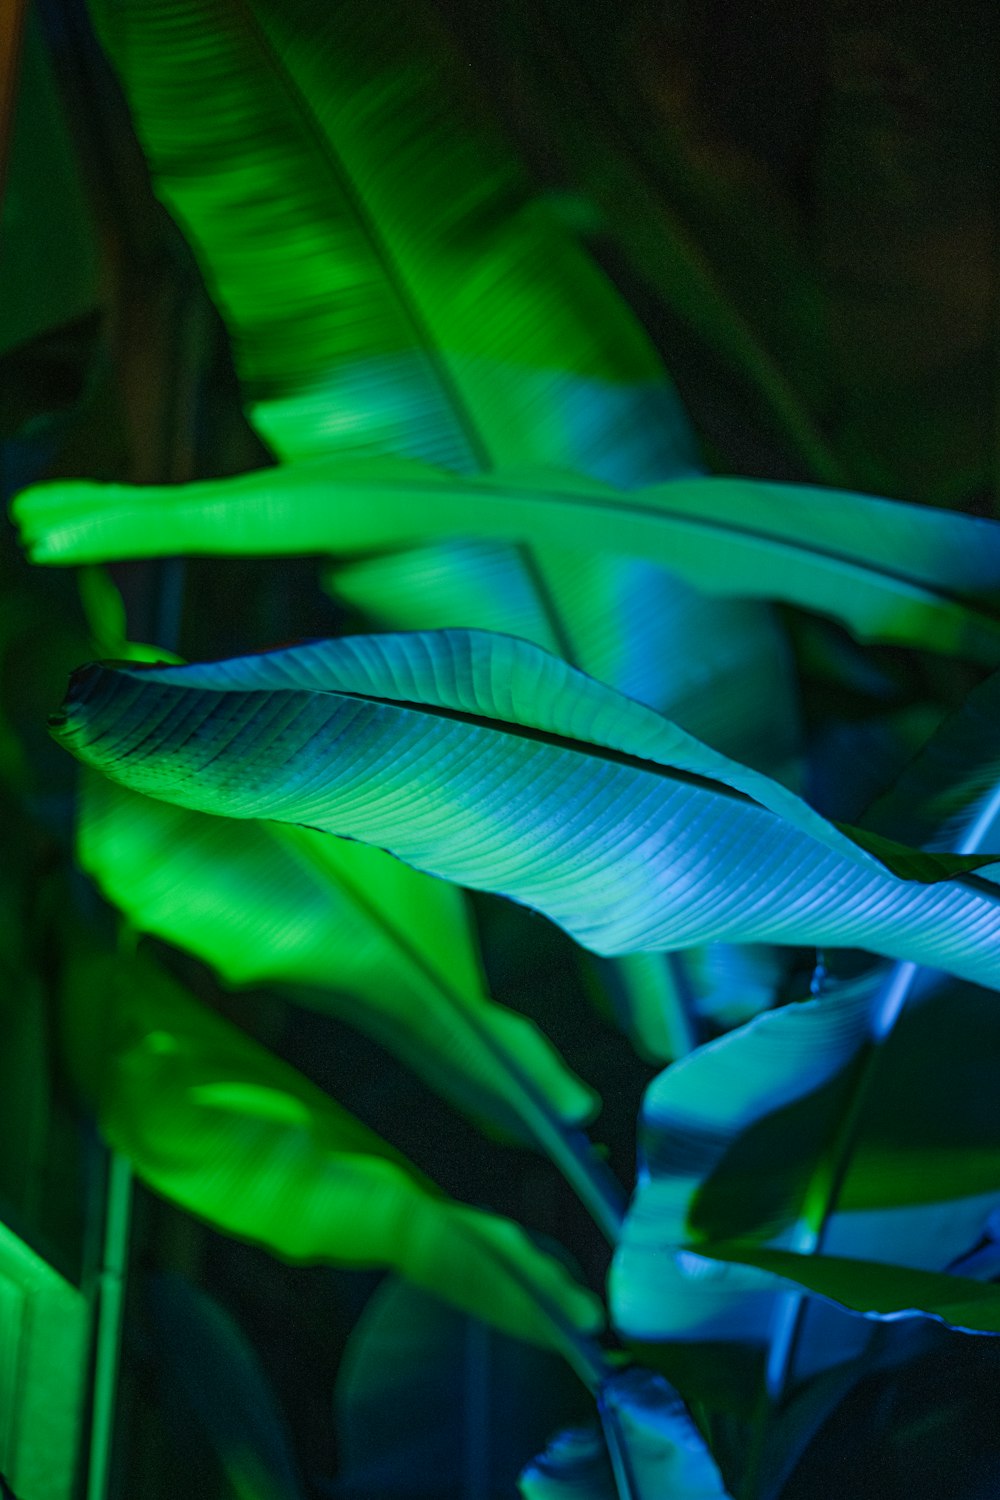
[50,630,1000,987]
[64,949,604,1368]
[693,1244,1000,1337]
[17,458,1000,661]
[84,0,750,731]
[85,0,693,476]
[324,540,799,778]
[78,773,599,1150]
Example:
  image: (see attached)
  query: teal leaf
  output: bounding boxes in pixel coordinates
[864,664,1000,856]
[519,1428,613,1500]
[519,1371,732,1500]
[83,0,740,733]
[610,969,1000,1404]
[51,630,1000,987]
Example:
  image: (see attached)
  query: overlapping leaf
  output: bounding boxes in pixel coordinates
[610,969,1000,1404]
[78,773,597,1152]
[17,456,1000,661]
[519,1370,732,1500]
[692,1246,1000,1337]
[72,0,802,1078]
[50,629,1000,987]
[63,949,604,1366]
[82,0,743,731]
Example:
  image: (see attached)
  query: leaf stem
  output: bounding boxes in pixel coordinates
[598,1390,641,1500]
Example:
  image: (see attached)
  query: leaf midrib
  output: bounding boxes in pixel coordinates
[183,0,492,469]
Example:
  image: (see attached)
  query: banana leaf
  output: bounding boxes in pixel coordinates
[610,968,1000,1406]
[72,0,802,1083]
[62,949,605,1374]
[49,629,1000,987]
[82,0,749,728]
[17,457,1000,662]
[691,1247,1000,1337]
[519,1371,732,1500]
[78,773,602,1160]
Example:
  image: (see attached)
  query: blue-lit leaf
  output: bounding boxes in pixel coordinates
[520,1371,732,1500]
[51,630,1000,987]
[611,969,1000,1405]
[692,1246,1000,1336]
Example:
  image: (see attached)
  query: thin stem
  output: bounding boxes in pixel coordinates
[527,1118,626,1246]
[599,1392,641,1500]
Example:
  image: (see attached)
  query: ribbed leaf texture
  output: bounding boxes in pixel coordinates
[51,630,1000,986]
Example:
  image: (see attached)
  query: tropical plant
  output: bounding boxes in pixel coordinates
[5,1,1000,1497]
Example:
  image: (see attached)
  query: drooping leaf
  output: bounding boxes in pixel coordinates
[17,457,1000,661]
[519,1371,732,1500]
[334,1275,587,1498]
[63,949,605,1368]
[78,773,600,1155]
[147,1272,305,1500]
[50,629,1000,988]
